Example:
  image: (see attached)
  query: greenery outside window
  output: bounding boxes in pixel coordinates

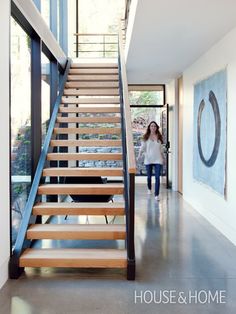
[41,53,50,145]
[11,18,32,247]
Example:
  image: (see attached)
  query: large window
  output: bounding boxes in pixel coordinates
[68,0,125,58]
[41,53,51,145]
[78,0,125,33]
[41,0,50,27]
[11,18,32,247]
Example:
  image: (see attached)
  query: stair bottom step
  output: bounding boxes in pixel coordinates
[20,248,127,268]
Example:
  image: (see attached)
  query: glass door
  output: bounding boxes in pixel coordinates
[129,85,170,188]
[160,104,170,188]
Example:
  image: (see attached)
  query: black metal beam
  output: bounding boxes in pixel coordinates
[31,34,42,177]
[50,60,58,114]
[31,34,42,224]
[42,42,56,62]
[118,53,136,280]
[49,60,59,202]
[163,84,166,105]
[11,2,36,37]
[166,103,170,189]
[127,173,135,280]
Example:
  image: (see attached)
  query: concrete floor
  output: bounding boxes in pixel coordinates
[1,183,236,314]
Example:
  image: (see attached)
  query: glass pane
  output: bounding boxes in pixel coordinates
[57,0,60,42]
[78,0,125,33]
[11,18,32,247]
[69,0,125,58]
[41,0,50,27]
[129,90,164,106]
[41,53,50,145]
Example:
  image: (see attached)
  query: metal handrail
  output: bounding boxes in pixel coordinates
[118,28,136,280]
[74,33,118,58]
[118,30,136,173]
[9,59,71,278]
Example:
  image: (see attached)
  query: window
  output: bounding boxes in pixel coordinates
[69,0,125,58]
[41,0,50,27]
[41,53,51,145]
[11,18,32,247]
[78,0,125,33]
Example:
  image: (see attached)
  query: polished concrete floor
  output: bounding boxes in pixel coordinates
[1,183,236,314]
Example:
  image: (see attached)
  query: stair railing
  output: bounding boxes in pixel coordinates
[74,33,118,58]
[9,59,71,279]
[118,29,136,280]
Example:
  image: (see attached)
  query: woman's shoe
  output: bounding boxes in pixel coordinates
[147,190,152,195]
[155,195,160,201]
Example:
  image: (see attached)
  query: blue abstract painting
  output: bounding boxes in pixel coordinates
[193,69,227,196]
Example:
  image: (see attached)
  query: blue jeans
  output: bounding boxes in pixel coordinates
[146,164,162,196]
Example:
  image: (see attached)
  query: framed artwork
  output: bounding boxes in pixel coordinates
[193,69,227,196]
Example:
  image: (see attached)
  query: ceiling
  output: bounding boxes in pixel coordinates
[125,0,236,84]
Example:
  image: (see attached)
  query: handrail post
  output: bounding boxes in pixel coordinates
[118,28,136,280]
[127,173,135,280]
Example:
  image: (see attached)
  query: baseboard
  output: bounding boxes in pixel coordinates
[0,258,9,289]
[183,195,236,246]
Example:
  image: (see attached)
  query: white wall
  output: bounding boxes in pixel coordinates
[166,79,178,191]
[183,26,236,245]
[125,0,138,62]
[0,0,10,288]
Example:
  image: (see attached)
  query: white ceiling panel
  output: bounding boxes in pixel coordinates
[125,0,236,83]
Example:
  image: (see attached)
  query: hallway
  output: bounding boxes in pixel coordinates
[0,184,236,313]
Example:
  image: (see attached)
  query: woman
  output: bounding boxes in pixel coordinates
[138,121,164,201]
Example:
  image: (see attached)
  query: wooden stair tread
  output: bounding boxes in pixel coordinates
[38,183,124,195]
[20,248,127,268]
[61,97,120,104]
[71,63,118,68]
[53,127,121,135]
[65,81,119,88]
[69,69,118,74]
[46,153,123,161]
[56,116,120,123]
[34,202,125,209]
[43,167,123,177]
[59,106,120,113]
[26,224,126,240]
[67,75,118,81]
[64,89,119,96]
[50,139,122,147]
[33,202,125,216]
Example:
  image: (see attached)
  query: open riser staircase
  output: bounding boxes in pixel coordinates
[10,57,136,280]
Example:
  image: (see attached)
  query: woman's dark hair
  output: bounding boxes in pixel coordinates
[143,121,163,143]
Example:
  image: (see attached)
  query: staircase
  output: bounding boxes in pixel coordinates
[10,60,135,279]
